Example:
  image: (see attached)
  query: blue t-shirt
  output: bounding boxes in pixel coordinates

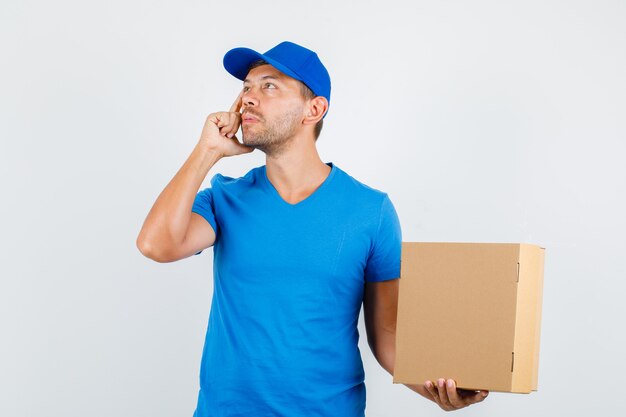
[190,161,402,417]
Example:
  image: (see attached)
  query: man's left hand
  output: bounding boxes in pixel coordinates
[424,378,489,412]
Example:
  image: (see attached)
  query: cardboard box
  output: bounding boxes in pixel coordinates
[393,242,545,393]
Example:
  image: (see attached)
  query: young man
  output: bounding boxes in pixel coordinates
[137,41,488,416]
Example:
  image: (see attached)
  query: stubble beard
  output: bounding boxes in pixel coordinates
[241,106,303,157]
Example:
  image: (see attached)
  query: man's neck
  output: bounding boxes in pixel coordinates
[264,138,331,201]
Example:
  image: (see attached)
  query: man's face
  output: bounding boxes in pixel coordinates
[240,64,307,154]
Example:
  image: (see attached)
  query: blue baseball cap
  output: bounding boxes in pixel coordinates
[223,41,331,118]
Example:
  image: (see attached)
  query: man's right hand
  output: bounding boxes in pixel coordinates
[199,90,254,158]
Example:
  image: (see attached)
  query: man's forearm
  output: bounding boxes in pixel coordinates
[137,140,221,258]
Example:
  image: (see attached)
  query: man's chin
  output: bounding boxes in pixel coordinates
[241,137,261,148]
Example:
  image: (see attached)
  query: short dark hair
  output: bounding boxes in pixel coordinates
[247,59,324,141]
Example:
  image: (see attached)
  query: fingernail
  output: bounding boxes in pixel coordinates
[447,380,454,388]
[482,392,488,397]
[227,133,233,138]
[425,381,431,388]
[438,379,444,387]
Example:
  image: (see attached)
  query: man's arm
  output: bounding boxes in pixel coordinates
[136,91,251,262]
[363,279,489,411]
[136,143,221,262]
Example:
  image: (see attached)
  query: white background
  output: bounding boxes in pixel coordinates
[2,0,625,416]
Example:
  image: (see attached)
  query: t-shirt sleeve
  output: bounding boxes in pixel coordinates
[364,194,402,282]
[191,184,219,255]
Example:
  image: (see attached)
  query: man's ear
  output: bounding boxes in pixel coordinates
[303,96,328,125]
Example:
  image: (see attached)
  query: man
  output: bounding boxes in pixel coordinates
[137,41,488,416]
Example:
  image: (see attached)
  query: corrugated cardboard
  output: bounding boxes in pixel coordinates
[393,242,545,394]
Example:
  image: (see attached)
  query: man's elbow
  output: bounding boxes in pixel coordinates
[136,237,170,263]
[370,336,396,376]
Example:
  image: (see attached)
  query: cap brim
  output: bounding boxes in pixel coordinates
[223,47,305,84]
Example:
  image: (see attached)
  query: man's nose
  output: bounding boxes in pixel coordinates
[242,87,259,107]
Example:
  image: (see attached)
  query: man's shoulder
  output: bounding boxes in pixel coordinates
[334,164,390,202]
[209,165,261,189]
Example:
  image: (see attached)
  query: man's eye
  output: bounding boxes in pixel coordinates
[242,84,274,91]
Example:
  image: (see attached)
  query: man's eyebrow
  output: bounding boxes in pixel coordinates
[243,75,283,84]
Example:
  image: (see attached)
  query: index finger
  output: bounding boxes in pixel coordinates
[229,89,244,113]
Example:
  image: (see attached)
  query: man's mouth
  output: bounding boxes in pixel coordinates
[242,113,261,123]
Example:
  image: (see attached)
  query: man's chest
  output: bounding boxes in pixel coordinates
[216,208,372,285]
